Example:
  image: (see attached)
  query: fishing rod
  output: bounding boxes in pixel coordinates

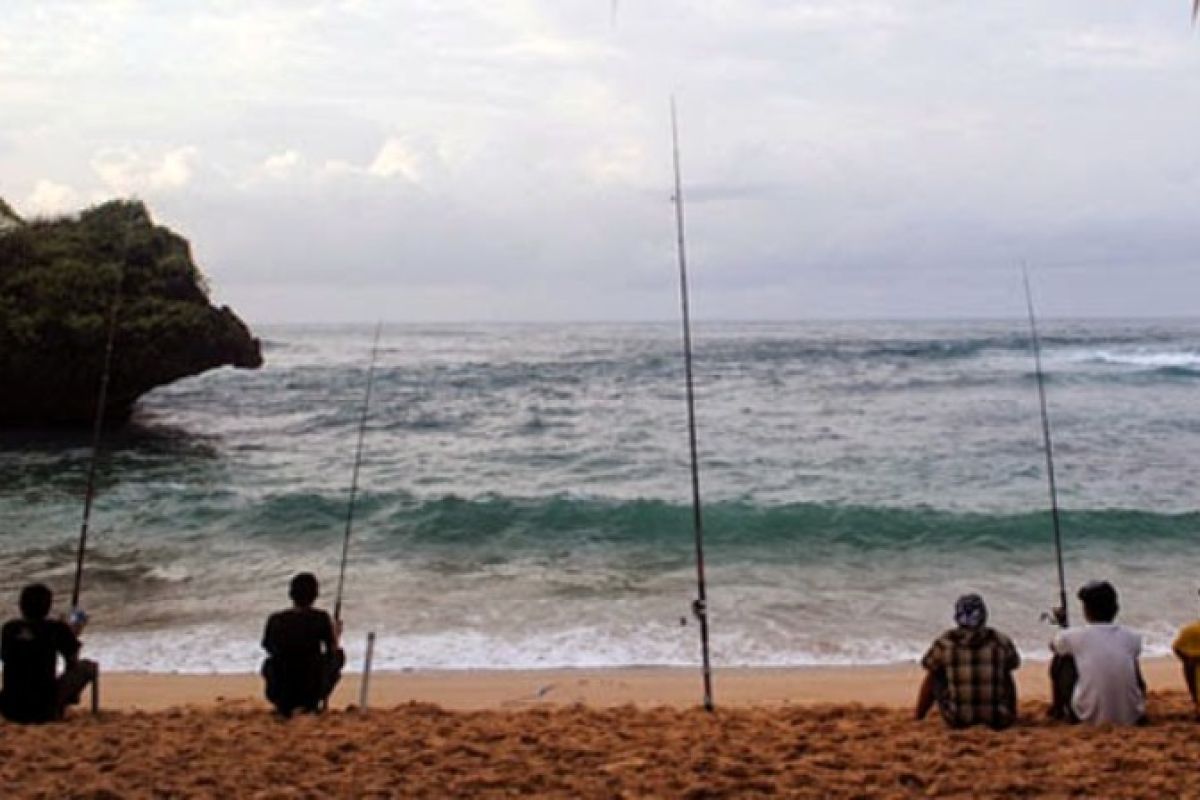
[72,223,133,614]
[670,96,715,712]
[72,289,120,612]
[332,322,383,624]
[1022,268,1069,629]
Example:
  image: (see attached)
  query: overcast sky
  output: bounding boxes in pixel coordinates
[1,1,1197,323]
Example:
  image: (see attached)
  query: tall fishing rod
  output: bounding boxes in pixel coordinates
[1022,268,1069,628]
[72,222,133,613]
[72,290,121,612]
[332,322,383,624]
[671,96,715,712]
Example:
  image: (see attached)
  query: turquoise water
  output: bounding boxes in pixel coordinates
[0,320,1198,671]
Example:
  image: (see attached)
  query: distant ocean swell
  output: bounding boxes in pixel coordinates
[12,494,1198,591]
[243,493,1200,554]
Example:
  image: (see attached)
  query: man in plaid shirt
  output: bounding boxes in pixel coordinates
[916,594,1021,729]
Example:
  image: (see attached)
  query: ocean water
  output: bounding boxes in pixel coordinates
[1,319,1198,673]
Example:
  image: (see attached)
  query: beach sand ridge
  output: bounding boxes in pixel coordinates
[2,691,1198,798]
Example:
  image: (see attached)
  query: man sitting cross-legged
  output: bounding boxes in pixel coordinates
[0,583,97,723]
[916,593,1021,730]
[1050,580,1145,725]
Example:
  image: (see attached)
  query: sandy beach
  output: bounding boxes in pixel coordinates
[0,660,1194,798]
[97,657,1184,711]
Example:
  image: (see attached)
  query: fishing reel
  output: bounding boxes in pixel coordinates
[680,598,707,627]
[65,607,89,636]
[1040,606,1067,627]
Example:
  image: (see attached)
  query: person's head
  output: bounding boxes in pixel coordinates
[18,584,53,621]
[289,572,319,608]
[954,593,988,630]
[1078,580,1119,623]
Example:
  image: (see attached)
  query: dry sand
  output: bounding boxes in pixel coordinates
[3,690,1200,798]
[2,661,1197,798]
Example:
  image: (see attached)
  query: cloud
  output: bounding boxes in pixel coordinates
[2,1,1199,322]
[581,141,649,186]
[367,138,423,182]
[241,138,432,187]
[1039,29,1188,70]
[494,35,619,65]
[259,149,303,181]
[91,146,199,194]
[23,180,83,217]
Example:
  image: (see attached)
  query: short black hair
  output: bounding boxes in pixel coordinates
[1078,580,1119,623]
[19,584,53,621]
[289,572,319,607]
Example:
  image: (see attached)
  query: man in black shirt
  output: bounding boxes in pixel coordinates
[261,572,343,716]
[0,584,97,723]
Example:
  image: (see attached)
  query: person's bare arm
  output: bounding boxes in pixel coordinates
[915,670,936,721]
[59,621,83,668]
[323,613,341,654]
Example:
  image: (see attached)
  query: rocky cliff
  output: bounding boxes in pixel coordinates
[0,198,263,425]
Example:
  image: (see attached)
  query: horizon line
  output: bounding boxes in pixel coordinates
[246,313,1200,327]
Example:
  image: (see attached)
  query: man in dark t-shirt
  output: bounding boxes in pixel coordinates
[261,572,343,716]
[1,584,97,723]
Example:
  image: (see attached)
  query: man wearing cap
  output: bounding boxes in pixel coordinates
[1050,580,1145,725]
[916,594,1021,729]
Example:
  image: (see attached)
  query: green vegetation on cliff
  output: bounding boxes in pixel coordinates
[0,198,20,230]
[0,198,262,425]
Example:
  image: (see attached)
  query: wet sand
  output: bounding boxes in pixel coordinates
[98,657,1184,712]
[0,659,1192,797]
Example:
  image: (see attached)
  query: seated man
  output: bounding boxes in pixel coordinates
[261,572,343,717]
[0,584,97,723]
[916,593,1020,729]
[1050,580,1145,725]
[1172,589,1200,720]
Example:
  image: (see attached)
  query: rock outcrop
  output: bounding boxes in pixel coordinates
[0,198,263,425]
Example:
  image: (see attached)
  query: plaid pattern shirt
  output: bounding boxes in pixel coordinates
[922,626,1020,728]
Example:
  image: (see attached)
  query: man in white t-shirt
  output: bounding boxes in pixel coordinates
[1050,580,1145,725]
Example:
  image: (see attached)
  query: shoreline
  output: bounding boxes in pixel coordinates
[98,656,1186,712]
